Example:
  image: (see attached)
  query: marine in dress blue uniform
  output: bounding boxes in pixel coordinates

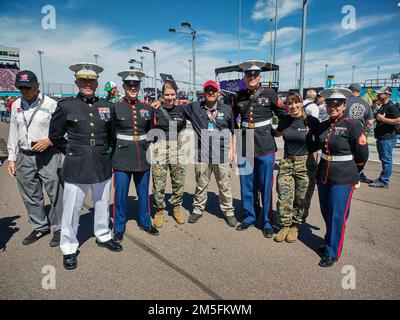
[112,70,159,242]
[49,63,122,270]
[315,88,369,267]
[233,60,286,238]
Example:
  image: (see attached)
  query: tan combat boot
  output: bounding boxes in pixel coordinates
[154,210,164,228]
[286,225,299,243]
[274,227,291,243]
[173,206,185,224]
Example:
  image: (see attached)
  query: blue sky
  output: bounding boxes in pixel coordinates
[0,0,399,92]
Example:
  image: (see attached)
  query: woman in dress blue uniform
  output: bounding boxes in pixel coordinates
[112,70,159,242]
[316,88,369,267]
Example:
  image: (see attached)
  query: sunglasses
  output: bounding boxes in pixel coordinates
[204,88,218,94]
[18,86,34,90]
[244,71,261,78]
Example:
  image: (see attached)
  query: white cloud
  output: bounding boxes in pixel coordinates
[259,26,300,47]
[251,0,303,21]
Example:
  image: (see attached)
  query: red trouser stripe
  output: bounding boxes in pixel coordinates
[336,186,355,259]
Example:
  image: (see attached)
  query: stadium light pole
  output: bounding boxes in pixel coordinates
[94,54,99,94]
[138,47,157,99]
[295,62,299,89]
[324,64,328,87]
[377,66,380,80]
[352,65,356,83]
[37,51,45,96]
[299,0,308,98]
[273,0,278,64]
[169,22,197,101]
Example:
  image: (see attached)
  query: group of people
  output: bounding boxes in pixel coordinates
[5,59,397,271]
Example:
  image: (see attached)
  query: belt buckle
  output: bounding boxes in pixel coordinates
[249,123,255,129]
[326,155,333,161]
[90,139,96,147]
[133,135,140,142]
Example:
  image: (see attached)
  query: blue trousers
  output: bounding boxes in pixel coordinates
[317,182,355,259]
[376,138,397,185]
[113,170,151,233]
[238,153,275,228]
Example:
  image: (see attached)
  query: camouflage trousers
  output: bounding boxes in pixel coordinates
[276,155,317,227]
[152,140,186,210]
[193,163,235,217]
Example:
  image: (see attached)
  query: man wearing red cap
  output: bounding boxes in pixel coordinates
[152,80,237,227]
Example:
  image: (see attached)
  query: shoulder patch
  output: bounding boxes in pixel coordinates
[358,133,367,146]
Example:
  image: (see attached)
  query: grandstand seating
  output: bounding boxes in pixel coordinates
[0,68,19,91]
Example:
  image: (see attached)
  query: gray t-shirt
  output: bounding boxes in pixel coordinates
[344,96,373,125]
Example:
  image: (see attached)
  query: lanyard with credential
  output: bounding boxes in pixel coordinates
[22,100,43,145]
[206,107,218,132]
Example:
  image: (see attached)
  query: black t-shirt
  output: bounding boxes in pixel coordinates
[277,115,320,156]
[374,101,400,140]
[153,104,186,140]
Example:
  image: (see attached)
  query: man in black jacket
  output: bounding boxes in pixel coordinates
[370,87,400,188]
[49,63,122,270]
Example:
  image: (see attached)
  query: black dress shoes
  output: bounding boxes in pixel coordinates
[263,227,274,238]
[236,221,253,231]
[63,253,77,270]
[96,239,123,252]
[50,230,61,247]
[319,255,338,267]
[140,225,160,236]
[22,229,50,245]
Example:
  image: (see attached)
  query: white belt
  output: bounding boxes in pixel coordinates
[321,153,353,161]
[117,134,147,142]
[242,119,271,128]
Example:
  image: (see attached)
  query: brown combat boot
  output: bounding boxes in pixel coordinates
[286,225,299,243]
[154,210,164,228]
[274,226,291,243]
[173,206,185,224]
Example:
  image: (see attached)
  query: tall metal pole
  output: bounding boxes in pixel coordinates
[153,51,157,100]
[37,51,45,96]
[269,19,273,87]
[352,65,355,83]
[295,62,299,89]
[192,32,196,101]
[188,59,192,95]
[238,0,241,64]
[299,0,308,98]
[377,66,380,80]
[273,0,278,64]
[94,54,99,64]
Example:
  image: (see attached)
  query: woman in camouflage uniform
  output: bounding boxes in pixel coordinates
[152,83,187,228]
[274,92,319,243]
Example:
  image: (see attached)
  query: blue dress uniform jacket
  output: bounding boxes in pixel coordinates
[49,94,115,184]
[111,98,154,172]
[233,86,286,157]
[316,116,369,185]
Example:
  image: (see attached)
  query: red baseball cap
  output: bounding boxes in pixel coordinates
[203,80,219,91]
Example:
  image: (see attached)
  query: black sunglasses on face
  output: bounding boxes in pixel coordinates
[244,71,261,78]
[18,86,34,90]
[204,88,218,94]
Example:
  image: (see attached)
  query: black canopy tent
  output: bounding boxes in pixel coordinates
[215,62,279,77]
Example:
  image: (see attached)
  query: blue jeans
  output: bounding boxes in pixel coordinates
[0,111,7,123]
[376,138,397,185]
